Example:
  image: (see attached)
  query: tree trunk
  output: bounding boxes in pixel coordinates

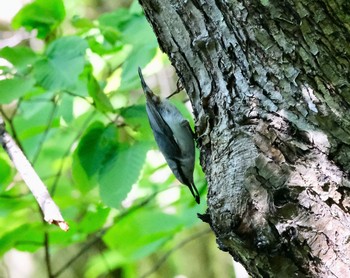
[138,0,350,276]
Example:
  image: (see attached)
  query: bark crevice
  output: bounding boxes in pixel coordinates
[139,0,350,276]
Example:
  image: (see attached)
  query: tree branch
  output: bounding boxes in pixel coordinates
[140,228,212,278]
[50,110,96,196]
[31,98,58,165]
[0,115,69,231]
[44,231,54,278]
[52,191,159,278]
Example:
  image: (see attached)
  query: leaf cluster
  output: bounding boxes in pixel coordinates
[0,0,207,276]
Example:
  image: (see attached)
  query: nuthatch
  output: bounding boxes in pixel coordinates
[138,67,200,204]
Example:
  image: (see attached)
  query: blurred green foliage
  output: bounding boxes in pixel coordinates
[0,0,214,277]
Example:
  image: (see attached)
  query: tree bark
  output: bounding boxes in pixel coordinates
[138,0,350,277]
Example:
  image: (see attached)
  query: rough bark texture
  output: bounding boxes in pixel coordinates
[138,0,350,277]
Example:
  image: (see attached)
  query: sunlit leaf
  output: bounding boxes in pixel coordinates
[79,205,110,234]
[87,72,114,112]
[98,141,150,208]
[33,36,88,90]
[0,224,43,256]
[120,105,153,140]
[129,0,143,15]
[0,77,35,104]
[49,223,86,245]
[98,9,132,30]
[120,45,157,91]
[58,94,74,124]
[71,15,94,29]
[13,100,59,159]
[0,155,13,189]
[98,10,157,88]
[103,209,183,259]
[85,250,127,278]
[101,26,122,45]
[0,2,207,276]
[87,36,123,55]
[121,16,157,47]
[0,46,38,71]
[12,0,65,39]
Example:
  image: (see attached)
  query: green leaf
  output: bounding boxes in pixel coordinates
[120,45,157,90]
[12,99,59,159]
[98,9,132,30]
[99,141,150,208]
[79,205,110,234]
[72,122,118,192]
[0,195,31,219]
[171,99,195,127]
[12,0,65,39]
[0,224,43,256]
[71,15,94,29]
[101,26,122,45]
[0,77,35,104]
[129,0,143,15]
[72,153,96,193]
[0,46,38,71]
[87,72,114,112]
[49,223,86,245]
[91,9,131,56]
[85,250,128,278]
[33,36,88,90]
[121,16,157,46]
[260,0,270,6]
[97,10,156,62]
[103,209,183,259]
[87,36,123,55]
[120,105,153,140]
[120,15,158,90]
[58,94,74,123]
[0,155,13,188]
[78,122,118,177]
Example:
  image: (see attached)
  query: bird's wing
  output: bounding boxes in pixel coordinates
[146,102,181,155]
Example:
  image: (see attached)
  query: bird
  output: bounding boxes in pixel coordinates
[138,67,200,204]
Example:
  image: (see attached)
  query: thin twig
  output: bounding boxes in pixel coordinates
[0,192,31,199]
[44,231,54,278]
[97,243,114,276]
[52,232,103,278]
[0,116,69,231]
[0,105,23,150]
[52,192,158,278]
[140,228,212,278]
[32,99,58,165]
[62,89,94,104]
[50,110,96,196]
[15,240,43,246]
